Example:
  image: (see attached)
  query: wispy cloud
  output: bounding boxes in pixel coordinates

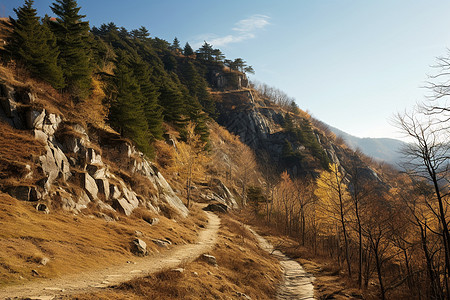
[193,14,270,48]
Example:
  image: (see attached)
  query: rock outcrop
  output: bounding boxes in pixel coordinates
[215,88,383,183]
[0,83,188,218]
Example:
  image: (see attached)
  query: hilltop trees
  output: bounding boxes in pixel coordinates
[5,0,64,88]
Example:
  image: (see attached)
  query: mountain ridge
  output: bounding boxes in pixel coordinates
[327,124,406,167]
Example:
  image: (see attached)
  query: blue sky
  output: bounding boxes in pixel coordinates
[2,1,450,140]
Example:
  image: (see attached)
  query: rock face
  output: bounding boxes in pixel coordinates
[215,89,383,182]
[0,83,189,218]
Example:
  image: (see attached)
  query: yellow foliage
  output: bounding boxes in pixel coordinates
[315,163,352,235]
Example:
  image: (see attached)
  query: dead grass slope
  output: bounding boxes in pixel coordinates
[0,193,207,287]
[65,214,282,300]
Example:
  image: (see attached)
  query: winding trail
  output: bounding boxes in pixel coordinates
[246,226,315,300]
[0,211,220,300]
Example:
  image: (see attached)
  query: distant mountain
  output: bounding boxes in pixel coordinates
[327,125,407,167]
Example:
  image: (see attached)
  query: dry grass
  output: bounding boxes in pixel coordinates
[0,121,44,183]
[65,214,282,299]
[0,193,206,287]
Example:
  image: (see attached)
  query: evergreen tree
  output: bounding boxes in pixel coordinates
[212,48,225,63]
[170,37,181,52]
[130,58,163,140]
[131,26,149,40]
[183,42,194,56]
[158,80,186,127]
[180,61,215,116]
[6,0,64,88]
[109,51,153,156]
[50,0,92,98]
[196,41,214,61]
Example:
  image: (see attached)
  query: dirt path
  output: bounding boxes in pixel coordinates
[246,226,315,300]
[0,211,220,300]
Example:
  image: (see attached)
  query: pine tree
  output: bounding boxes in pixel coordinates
[196,41,214,61]
[171,37,181,52]
[183,42,194,56]
[50,0,92,98]
[130,58,163,140]
[109,51,153,156]
[6,0,64,88]
[131,26,149,40]
[158,80,186,127]
[180,61,215,116]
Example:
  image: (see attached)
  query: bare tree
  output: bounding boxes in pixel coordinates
[394,108,450,288]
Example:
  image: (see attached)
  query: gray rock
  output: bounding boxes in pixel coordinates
[113,198,134,216]
[78,190,91,206]
[50,142,71,181]
[42,124,55,136]
[97,212,115,222]
[26,109,45,130]
[121,185,139,209]
[201,254,217,266]
[154,170,189,217]
[131,238,147,256]
[39,142,71,186]
[85,148,102,165]
[109,184,121,200]
[152,238,172,248]
[171,268,184,273]
[82,172,98,200]
[29,187,41,201]
[134,230,143,237]
[34,129,48,143]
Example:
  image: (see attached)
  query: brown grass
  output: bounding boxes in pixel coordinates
[65,214,281,299]
[0,121,44,184]
[0,193,206,287]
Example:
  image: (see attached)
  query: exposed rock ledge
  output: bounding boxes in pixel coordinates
[0,83,188,218]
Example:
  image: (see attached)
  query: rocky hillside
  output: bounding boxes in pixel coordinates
[213,87,383,184]
[0,80,188,218]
